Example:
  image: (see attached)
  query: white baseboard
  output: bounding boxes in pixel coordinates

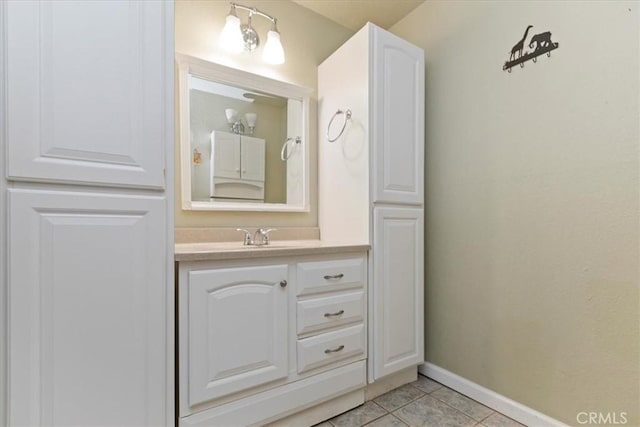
[419,363,569,427]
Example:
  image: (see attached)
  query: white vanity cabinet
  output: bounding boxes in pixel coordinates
[177,250,368,426]
[210,130,266,200]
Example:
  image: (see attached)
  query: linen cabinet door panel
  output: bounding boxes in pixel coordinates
[240,136,266,182]
[5,0,168,188]
[8,189,168,426]
[371,207,424,380]
[187,265,289,408]
[211,131,241,179]
[371,26,424,205]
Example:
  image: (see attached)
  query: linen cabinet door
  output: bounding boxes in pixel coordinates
[8,189,168,426]
[371,26,424,205]
[184,264,289,412]
[240,136,266,182]
[5,0,169,189]
[211,131,241,179]
[371,207,424,380]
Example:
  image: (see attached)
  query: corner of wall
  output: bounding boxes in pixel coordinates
[0,0,8,423]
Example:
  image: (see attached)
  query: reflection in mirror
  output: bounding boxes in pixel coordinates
[177,54,311,212]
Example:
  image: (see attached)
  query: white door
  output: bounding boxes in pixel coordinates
[186,264,289,409]
[211,131,241,179]
[8,189,168,426]
[371,26,424,205]
[5,1,169,189]
[241,136,266,182]
[371,207,424,380]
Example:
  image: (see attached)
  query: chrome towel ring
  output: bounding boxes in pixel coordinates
[280,136,301,161]
[327,109,352,142]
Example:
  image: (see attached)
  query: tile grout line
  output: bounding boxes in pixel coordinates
[426,379,498,424]
[369,400,391,425]
[386,381,444,412]
[477,410,497,424]
[327,400,388,427]
[328,377,512,427]
[340,400,390,427]
[362,412,409,427]
[391,388,481,425]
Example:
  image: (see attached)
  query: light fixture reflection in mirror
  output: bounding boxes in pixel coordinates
[245,113,257,134]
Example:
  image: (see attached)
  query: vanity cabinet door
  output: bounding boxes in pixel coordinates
[185,264,289,409]
[371,207,424,380]
[240,136,266,182]
[211,131,241,179]
[371,26,424,206]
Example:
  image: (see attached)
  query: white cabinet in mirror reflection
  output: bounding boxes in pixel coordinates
[177,53,311,212]
[209,131,265,201]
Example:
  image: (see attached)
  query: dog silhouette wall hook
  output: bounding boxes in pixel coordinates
[503,25,559,72]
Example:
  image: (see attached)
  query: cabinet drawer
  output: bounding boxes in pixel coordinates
[297,257,365,296]
[297,291,364,336]
[297,324,365,374]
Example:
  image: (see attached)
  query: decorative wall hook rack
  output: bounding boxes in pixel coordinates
[503,25,559,73]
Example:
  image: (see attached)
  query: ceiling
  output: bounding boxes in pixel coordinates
[292,0,425,31]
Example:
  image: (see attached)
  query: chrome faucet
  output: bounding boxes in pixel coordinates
[236,228,277,246]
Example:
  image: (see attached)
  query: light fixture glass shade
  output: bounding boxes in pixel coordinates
[220,14,244,53]
[262,30,285,64]
[225,108,238,123]
[245,113,257,128]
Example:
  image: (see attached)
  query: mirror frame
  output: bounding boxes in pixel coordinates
[176,53,312,212]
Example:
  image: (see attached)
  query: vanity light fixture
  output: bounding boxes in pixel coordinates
[219,2,285,65]
[225,108,245,134]
[245,113,257,134]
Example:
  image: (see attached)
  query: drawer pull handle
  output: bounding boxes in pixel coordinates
[324,345,345,354]
[323,273,344,280]
[324,310,345,318]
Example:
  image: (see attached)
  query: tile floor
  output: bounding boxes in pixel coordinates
[315,375,526,427]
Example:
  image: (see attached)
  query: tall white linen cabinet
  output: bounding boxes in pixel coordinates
[319,23,425,382]
[0,1,174,426]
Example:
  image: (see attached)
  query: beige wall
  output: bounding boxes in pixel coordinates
[175,0,353,228]
[391,1,639,425]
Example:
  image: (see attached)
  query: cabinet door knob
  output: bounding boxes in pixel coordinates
[280,280,287,288]
[324,345,345,354]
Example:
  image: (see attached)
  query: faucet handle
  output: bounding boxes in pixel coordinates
[236,228,253,246]
[258,228,277,245]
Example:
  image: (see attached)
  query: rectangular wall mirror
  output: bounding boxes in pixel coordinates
[177,54,311,211]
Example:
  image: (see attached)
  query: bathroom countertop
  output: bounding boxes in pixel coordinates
[174,240,370,262]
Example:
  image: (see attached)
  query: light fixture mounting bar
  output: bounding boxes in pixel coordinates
[230,2,277,25]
